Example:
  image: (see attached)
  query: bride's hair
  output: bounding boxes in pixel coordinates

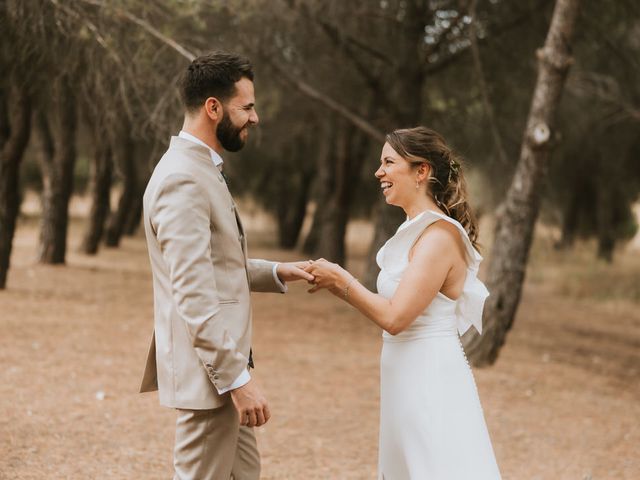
[386,126,479,248]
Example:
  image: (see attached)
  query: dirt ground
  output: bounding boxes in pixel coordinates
[1,209,639,479]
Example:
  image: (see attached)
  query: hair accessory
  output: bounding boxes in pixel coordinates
[448,159,460,184]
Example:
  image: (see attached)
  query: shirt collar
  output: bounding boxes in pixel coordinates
[178,130,224,167]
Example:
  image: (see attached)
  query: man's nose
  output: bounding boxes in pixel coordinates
[249,109,259,125]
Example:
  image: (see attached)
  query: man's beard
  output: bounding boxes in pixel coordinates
[216,113,246,152]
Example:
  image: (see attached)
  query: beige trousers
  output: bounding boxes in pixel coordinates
[173,399,260,480]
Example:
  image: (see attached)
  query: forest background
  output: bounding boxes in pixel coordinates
[1,0,639,478]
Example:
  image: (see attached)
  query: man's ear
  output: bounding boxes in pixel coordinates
[204,97,222,121]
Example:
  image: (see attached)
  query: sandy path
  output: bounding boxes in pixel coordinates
[0,218,638,479]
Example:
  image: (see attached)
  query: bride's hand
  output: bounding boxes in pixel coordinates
[305,259,352,295]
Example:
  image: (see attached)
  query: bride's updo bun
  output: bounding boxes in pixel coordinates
[386,126,479,248]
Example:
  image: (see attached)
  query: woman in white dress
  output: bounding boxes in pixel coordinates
[307,126,501,479]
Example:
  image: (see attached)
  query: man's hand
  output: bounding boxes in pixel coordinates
[276,261,315,283]
[229,379,271,428]
[305,259,352,295]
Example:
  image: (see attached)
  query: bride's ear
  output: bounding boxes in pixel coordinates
[416,163,430,183]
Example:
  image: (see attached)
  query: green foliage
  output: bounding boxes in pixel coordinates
[4,0,639,254]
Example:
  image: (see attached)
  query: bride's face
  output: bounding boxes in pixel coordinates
[375,142,416,207]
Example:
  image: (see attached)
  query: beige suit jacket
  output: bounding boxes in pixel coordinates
[139,136,282,410]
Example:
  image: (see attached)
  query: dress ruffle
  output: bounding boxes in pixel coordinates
[376,210,489,335]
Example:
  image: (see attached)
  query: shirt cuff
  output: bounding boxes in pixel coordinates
[216,368,251,394]
[272,263,288,293]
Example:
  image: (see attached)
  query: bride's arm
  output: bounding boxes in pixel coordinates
[309,226,455,335]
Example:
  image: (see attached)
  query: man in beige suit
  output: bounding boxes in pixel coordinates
[140,52,313,479]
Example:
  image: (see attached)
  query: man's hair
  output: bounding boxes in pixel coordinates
[180,52,254,112]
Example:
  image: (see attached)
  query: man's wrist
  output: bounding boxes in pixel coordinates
[216,368,251,394]
[272,263,287,292]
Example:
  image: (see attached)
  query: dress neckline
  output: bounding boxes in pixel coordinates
[399,209,460,232]
[395,208,482,265]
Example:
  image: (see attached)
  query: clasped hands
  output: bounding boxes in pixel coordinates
[303,259,352,295]
[276,259,350,295]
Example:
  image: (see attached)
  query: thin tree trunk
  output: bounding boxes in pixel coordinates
[104,121,137,247]
[469,0,510,167]
[39,79,77,264]
[464,0,581,366]
[303,121,369,264]
[596,186,614,262]
[276,139,314,249]
[0,84,32,289]
[303,121,336,255]
[277,181,311,248]
[123,140,158,236]
[556,186,580,249]
[82,125,113,254]
[362,1,426,288]
[123,191,143,236]
[314,122,351,264]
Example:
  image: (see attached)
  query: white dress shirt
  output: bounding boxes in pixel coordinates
[177,130,286,393]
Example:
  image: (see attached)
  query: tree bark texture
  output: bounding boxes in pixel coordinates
[38,79,77,264]
[104,119,137,247]
[556,189,580,249]
[464,0,581,366]
[596,185,615,262]
[362,1,427,289]
[82,122,113,254]
[304,121,369,265]
[123,141,159,236]
[0,84,32,289]
[276,137,314,249]
[303,120,337,255]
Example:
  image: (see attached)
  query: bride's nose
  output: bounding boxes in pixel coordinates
[375,165,385,178]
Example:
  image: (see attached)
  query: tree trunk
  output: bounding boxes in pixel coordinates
[555,184,580,250]
[277,179,311,248]
[303,121,336,255]
[82,125,113,254]
[0,84,32,289]
[104,121,137,247]
[276,139,314,249]
[303,121,368,264]
[314,123,351,264]
[464,0,581,366]
[123,192,143,236]
[39,79,77,264]
[362,1,426,288]
[596,186,614,262]
[123,140,158,237]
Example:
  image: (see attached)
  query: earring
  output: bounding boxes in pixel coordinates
[415,179,420,190]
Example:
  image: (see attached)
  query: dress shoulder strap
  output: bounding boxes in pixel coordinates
[376,210,442,275]
[377,210,489,335]
[420,211,489,335]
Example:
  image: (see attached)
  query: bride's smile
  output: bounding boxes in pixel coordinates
[375,141,433,219]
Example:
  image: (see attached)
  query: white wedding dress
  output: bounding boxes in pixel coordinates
[376,210,501,479]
